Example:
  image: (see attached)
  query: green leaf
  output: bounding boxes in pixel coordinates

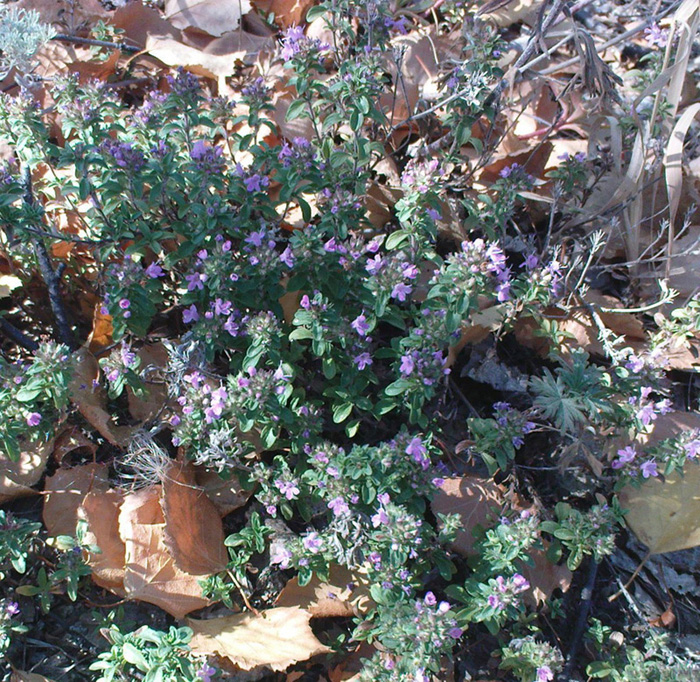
[122,642,150,671]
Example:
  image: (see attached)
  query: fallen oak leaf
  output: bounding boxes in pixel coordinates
[275,564,373,617]
[79,488,126,594]
[42,463,109,538]
[188,607,330,672]
[164,0,252,37]
[119,486,213,619]
[0,438,53,505]
[160,462,228,575]
[618,460,700,554]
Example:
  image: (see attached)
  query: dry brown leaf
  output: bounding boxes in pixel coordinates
[42,464,109,538]
[519,545,572,606]
[70,349,135,447]
[433,478,570,602]
[195,467,253,516]
[51,426,97,467]
[112,2,181,48]
[164,0,251,36]
[431,476,505,556]
[328,642,376,682]
[15,0,110,27]
[160,463,227,575]
[618,461,700,554]
[127,343,169,423]
[250,0,316,28]
[180,26,274,57]
[514,290,646,360]
[79,489,126,594]
[119,486,212,618]
[11,672,56,682]
[0,274,22,299]
[87,303,113,354]
[0,438,53,505]
[188,607,330,671]
[145,34,241,80]
[649,603,676,628]
[276,564,373,617]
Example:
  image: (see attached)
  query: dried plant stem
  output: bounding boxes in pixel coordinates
[0,316,38,351]
[52,33,140,53]
[22,165,77,350]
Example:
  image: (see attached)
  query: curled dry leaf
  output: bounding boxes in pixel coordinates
[188,607,330,672]
[78,489,126,594]
[70,349,135,447]
[51,426,97,467]
[250,0,316,28]
[0,274,22,299]
[618,461,700,554]
[87,303,113,354]
[431,476,505,556]
[11,672,56,682]
[160,462,228,575]
[119,486,212,619]
[42,463,109,538]
[0,438,53,505]
[126,343,170,423]
[164,0,251,37]
[195,466,253,517]
[432,477,571,602]
[276,564,373,617]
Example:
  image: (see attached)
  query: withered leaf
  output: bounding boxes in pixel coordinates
[119,486,212,619]
[188,607,330,671]
[161,463,228,575]
[42,463,110,538]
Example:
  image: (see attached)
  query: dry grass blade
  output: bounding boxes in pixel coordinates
[663,103,700,266]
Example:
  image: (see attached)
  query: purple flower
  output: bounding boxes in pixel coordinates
[640,460,658,478]
[495,280,511,302]
[365,255,384,275]
[182,304,199,324]
[426,207,442,221]
[448,627,462,639]
[536,666,554,682]
[684,439,700,459]
[391,282,412,301]
[399,354,415,376]
[424,591,437,606]
[354,352,373,370]
[371,508,390,527]
[488,594,503,609]
[523,253,538,270]
[197,664,217,682]
[119,298,130,309]
[186,272,206,291]
[499,163,521,178]
[244,174,269,192]
[351,314,370,336]
[644,23,668,47]
[214,298,232,316]
[636,403,657,426]
[327,496,349,516]
[401,263,419,280]
[626,355,644,373]
[26,412,41,427]
[302,532,323,553]
[270,544,292,568]
[405,437,430,469]
[511,573,529,592]
[276,479,300,501]
[280,246,295,268]
[144,262,164,278]
[4,602,19,617]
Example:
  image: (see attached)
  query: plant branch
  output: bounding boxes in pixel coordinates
[0,316,39,351]
[52,34,141,54]
[22,166,78,350]
[558,558,598,681]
